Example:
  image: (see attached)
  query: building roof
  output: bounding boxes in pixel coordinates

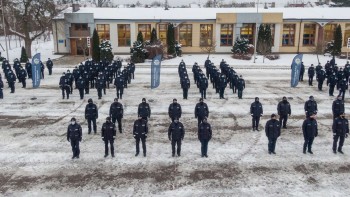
[55,7,350,21]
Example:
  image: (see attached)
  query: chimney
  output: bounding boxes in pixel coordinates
[72,4,80,12]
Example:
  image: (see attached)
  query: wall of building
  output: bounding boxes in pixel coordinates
[53,20,70,54]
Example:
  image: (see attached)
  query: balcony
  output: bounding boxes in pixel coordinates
[69,27,90,38]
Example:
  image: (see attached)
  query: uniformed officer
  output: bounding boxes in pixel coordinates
[332,96,345,119]
[168,118,185,157]
[304,96,317,118]
[114,74,124,99]
[133,116,148,157]
[18,67,27,88]
[85,98,98,134]
[67,117,82,159]
[265,114,281,154]
[76,76,85,99]
[168,98,182,122]
[327,72,337,96]
[308,64,315,86]
[181,76,190,99]
[195,98,209,127]
[250,97,263,131]
[138,98,151,122]
[332,112,349,154]
[101,117,116,158]
[302,112,318,154]
[237,75,245,99]
[337,78,348,100]
[59,72,70,99]
[109,98,124,133]
[7,71,16,93]
[277,96,291,129]
[198,117,212,158]
[316,69,326,91]
[46,58,53,75]
[299,62,305,81]
[218,74,227,99]
[96,76,105,99]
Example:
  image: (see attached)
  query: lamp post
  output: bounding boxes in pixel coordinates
[253,0,259,63]
[1,0,9,60]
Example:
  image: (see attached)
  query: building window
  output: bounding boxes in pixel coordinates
[96,24,110,40]
[73,23,88,31]
[118,24,131,47]
[344,24,350,46]
[303,24,316,46]
[324,24,337,43]
[138,24,151,41]
[220,24,233,46]
[282,24,296,46]
[179,24,192,47]
[200,24,213,46]
[159,24,167,44]
[240,24,255,44]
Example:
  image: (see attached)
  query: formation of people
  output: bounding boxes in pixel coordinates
[68,93,348,159]
[59,58,135,100]
[0,58,53,97]
[303,59,350,100]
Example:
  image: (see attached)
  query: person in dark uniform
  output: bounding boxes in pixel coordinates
[250,97,263,131]
[332,112,349,154]
[67,117,82,159]
[337,78,348,100]
[46,58,53,75]
[133,116,148,157]
[199,76,208,99]
[96,76,104,99]
[76,76,85,99]
[332,96,345,120]
[299,62,305,81]
[181,76,190,99]
[265,114,281,154]
[59,72,70,99]
[327,72,337,96]
[198,117,212,158]
[237,75,245,99]
[277,96,291,129]
[168,98,182,122]
[304,96,317,118]
[0,74,3,99]
[109,98,124,133]
[101,117,117,158]
[40,61,45,79]
[25,60,32,79]
[168,118,185,157]
[114,74,124,99]
[18,67,27,88]
[316,69,326,91]
[195,98,209,127]
[218,74,227,99]
[85,98,98,134]
[308,64,315,86]
[302,112,318,154]
[138,98,151,122]
[7,71,16,93]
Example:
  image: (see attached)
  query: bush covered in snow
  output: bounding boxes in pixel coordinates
[130,41,146,63]
[231,37,254,60]
[99,40,114,62]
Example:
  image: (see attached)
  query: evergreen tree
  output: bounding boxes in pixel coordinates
[150,27,157,44]
[256,24,265,54]
[332,0,350,7]
[92,28,100,61]
[20,46,28,63]
[99,40,114,62]
[232,37,250,54]
[130,41,146,63]
[333,24,343,56]
[167,23,175,55]
[137,31,144,43]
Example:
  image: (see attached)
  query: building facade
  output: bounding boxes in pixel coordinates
[52,7,350,55]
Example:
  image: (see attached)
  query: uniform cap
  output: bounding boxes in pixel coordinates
[88,98,93,103]
[71,117,76,121]
[142,98,146,101]
[271,114,276,118]
[114,98,118,102]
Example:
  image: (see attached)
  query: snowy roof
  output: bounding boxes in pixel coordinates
[55,7,350,21]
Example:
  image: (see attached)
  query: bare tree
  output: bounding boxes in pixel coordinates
[201,40,217,59]
[94,0,110,7]
[2,0,61,57]
[309,39,325,65]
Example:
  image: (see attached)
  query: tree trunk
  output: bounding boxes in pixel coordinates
[24,38,32,58]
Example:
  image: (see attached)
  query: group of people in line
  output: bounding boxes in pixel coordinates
[0,58,52,98]
[67,91,348,159]
[59,58,135,100]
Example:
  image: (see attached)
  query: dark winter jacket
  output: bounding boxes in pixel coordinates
[133,119,148,138]
[67,123,82,141]
[333,118,349,136]
[168,122,185,140]
[109,102,123,118]
[237,78,245,90]
[332,99,345,116]
[85,103,98,119]
[195,102,209,118]
[304,100,317,114]
[138,102,151,118]
[101,122,116,140]
[302,118,318,138]
[250,101,263,117]
[168,103,182,119]
[277,101,291,116]
[198,122,212,141]
[265,119,281,139]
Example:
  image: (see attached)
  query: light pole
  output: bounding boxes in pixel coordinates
[253,0,259,63]
[1,0,9,60]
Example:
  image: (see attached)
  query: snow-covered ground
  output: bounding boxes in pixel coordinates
[0,54,350,196]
